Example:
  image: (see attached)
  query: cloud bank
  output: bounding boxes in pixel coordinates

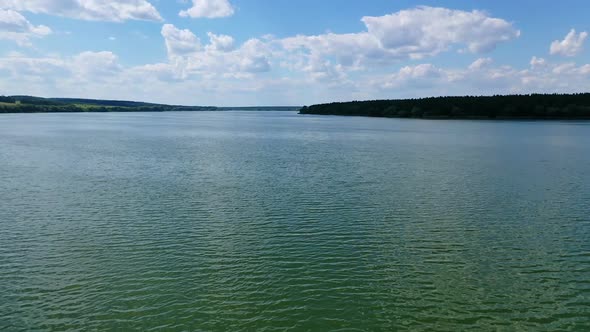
[0,0,162,22]
[0,5,588,106]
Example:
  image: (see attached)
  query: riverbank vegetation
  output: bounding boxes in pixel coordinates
[299,93,590,119]
[0,96,216,113]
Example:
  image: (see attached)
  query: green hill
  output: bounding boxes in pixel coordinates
[0,95,217,113]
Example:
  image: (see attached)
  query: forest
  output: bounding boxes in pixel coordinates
[0,95,216,113]
[299,93,590,119]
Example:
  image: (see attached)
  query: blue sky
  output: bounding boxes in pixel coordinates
[0,1,589,106]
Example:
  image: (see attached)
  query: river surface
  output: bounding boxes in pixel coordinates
[1,111,589,331]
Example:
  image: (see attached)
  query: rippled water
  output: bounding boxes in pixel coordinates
[1,111,589,331]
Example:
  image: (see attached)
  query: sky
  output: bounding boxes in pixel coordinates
[0,0,589,106]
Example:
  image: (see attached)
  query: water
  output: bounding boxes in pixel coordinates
[0,111,589,331]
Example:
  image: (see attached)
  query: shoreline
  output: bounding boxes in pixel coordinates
[299,93,590,120]
[298,112,590,121]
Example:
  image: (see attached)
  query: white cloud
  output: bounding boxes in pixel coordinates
[236,38,272,73]
[282,32,380,67]
[179,0,234,18]
[550,29,588,57]
[363,7,519,54]
[72,51,121,79]
[0,51,120,78]
[374,64,445,90]
[0,0,162,22]
[0,9,51,45]
[239,55,270,73]
[295,54,348,83]
[161,24,271,77]
[399,64,442,79]
[3,6,590,106]
[0,51,123,98]
[530,56,547,69]
[0,54,65,78]
[206,32,234,52]
[3,48,590,106]
[469,57,493,70]
[552,62,576,74]
[130,63,184,82]
[281,6,519,76]
[369,60,590,98]
[161,24,201,58]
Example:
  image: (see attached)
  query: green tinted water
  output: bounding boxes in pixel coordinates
[0,112,589,331]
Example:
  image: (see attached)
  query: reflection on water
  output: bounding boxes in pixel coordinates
[1,112,589,331]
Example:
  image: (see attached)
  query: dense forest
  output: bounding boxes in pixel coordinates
[299,94,590,119]
[0,95,216,113]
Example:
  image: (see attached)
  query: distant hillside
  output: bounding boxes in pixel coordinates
[299,93,590,119]
[0,95,303,114]
[48,98,165,108]
[0,95,216,113]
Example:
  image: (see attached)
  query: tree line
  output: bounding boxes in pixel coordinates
[0,95,216,113]
[299,93,590,119]
[0,96,16,103]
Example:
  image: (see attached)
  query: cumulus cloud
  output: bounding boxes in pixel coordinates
[0,51,123,96]
[363,7,519,54]
[3,5,590,105]
[374,64,445,90]
[282,6,519,76]
[550,29,588,57]
[469,58,493,70]
[71,51,121,79]
[130,63,184,82]
[3,49,590,106]
[530,56,547,69]
[179,0,235,18]
[0,9,51,45]
[206,32,234,52]
[0,54,65,78]
[160,24,271,77]
[161,24,201,58]
[157,7,519,89]
[369,60,590,98]
[0,51,120,76]
[236,38,272,73]
[0,0,162,22]
[239,55,270,73]
[552,62,576,74]
[398,64,442,79]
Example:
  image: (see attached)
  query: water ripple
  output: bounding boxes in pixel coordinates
[1,112,589,331]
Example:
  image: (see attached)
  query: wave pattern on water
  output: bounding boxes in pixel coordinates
[1,112,589,331]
